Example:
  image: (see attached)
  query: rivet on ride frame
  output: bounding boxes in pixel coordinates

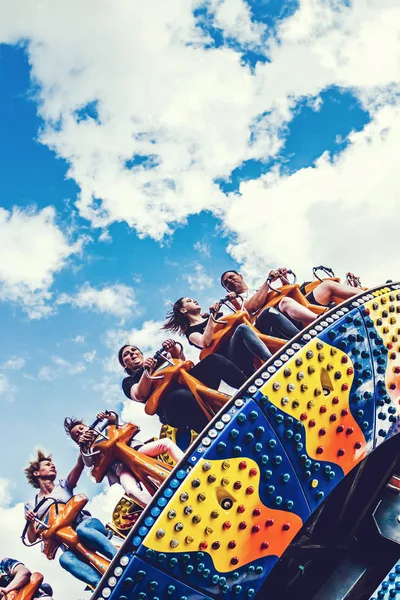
[301,384,308,392]
[205,526,213,535]
[192,514,202,524]
[297,372,305,380]
[332,396,339,405]
[170,539,179,548]
[281,396,290,406]
[184,506,193,515]
[231,557,239,565]
[261,541,269,550]
[308,366,316,375]
[199,541,208,550]
[282,523,291,531]
[228,540,237,549]
[246,486,255,495]
[249,468,257,477]
[237,504,245,513]
[202,462,212,472]
[337,448,345,457]
[287,383,296,392]
[342,383,349,391]
[265,518,274,527]
[336,425,344,433]
[211,510,219,519]
[239,521,247,530]
[292,400,300,409]
[168,510,176,519]
[223,521,231,529]
[331,348,337,356]
[284,368,292,377]
[180,492,189,502]
[273,382,281,391]
[306,351,314,359]
[198,493,207,502]
[221,478,230,486]
[208,474,217,483]
[174,522,184,532]
[316,446,324,454]
[311,479,318,488]
[314,388,322,397]
[296,358,303,366]
[156,529,166,538]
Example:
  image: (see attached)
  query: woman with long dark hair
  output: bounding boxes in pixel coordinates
[163,296,272,377]
[118,340,247,433]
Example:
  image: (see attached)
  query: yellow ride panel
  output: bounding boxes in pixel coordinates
[260,338,367,474]
[143,456,303,573]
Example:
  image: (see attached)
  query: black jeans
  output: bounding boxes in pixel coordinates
[255,306,300,340]
[158,354,246,433]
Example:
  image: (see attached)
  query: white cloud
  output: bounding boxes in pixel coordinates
[183,262,213,291]
[194,240,211,258]
[83,350,96,363]
[1,357,26,370]
[37,356,86,381]
[0,0,399,266]
[0,206,82,318]
[0,373,17,400]
[58,283,137,321]
[0,477,14,507]
[72,335,85,343]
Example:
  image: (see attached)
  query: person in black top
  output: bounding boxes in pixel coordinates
[118,340,246,434]
[162,297,272,377]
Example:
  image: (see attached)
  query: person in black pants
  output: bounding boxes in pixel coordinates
[163,296,272,378]
[118,340,246,434]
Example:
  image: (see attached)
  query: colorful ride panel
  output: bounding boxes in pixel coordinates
[92,284,400,600]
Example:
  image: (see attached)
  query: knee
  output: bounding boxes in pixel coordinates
[235,324,247,337]
[59,550,75,570]
[278,297,292,312]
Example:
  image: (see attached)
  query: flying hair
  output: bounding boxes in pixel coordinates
[25,449,53,489]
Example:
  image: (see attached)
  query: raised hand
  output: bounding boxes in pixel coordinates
[144,357,158,372]
[162,339,176,352]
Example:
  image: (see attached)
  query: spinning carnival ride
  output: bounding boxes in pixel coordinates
[23,279,400,600]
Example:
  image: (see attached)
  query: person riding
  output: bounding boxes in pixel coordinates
[64,411,184,507]
[24,450,117,589]
[118,339,247,434]
[163,296,272,377]
[220,270,304,335]
[221,268,360,330]
[0,558,53,599]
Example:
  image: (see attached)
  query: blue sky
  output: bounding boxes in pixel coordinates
[1,0,400,598]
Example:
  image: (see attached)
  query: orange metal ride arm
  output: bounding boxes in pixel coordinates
[4,573,44,600]
[89,422,173,496]
[40,495,110,575]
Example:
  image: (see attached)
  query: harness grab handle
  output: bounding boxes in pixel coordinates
[267,269,297,292]
[312,265,335,282]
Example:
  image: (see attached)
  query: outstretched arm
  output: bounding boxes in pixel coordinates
[0,564,31,595]
[67,454,85,490]
[131,358,157,402]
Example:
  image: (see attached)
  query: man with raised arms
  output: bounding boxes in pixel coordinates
[220,268,359,334]
[24,450,117,589]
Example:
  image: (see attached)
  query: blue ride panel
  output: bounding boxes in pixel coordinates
[369,560,400,600]
[100,554,214,600]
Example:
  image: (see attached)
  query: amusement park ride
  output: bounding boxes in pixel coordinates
[19,268,400,600]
